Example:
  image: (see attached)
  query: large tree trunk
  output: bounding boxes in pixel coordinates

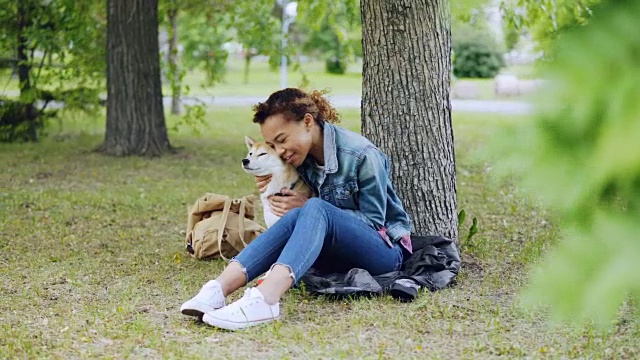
[361,0,458,241]
[167,5,181,115]
[102,0,171,156]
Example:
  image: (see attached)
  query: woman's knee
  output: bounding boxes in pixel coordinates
[302,197,326,211]
[298,197,331,221]
[282,206,301,219]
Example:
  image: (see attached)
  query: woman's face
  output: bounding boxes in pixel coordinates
[260,113,314,167]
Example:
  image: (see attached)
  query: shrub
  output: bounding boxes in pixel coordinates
[325,57,347,74]
[0,99,47,142]
[453,25,505,78]
[0,88,101,142]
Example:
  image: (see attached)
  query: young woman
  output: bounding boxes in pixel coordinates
[180,88,413,330]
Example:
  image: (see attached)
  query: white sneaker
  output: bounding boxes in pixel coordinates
[180,280,226,318]
[202,287,280,330]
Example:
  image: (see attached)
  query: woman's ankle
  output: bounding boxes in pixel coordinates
[216,261,248,297]
[256,264,294,304]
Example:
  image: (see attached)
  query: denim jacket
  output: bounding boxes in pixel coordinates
[297,122,413,247]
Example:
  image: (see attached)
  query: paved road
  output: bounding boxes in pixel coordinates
[1,91,533,115]
[172,95,533,115]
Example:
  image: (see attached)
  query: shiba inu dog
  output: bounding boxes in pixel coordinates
[241,136,314,228]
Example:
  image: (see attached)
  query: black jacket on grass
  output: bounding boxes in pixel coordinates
[299,235,461,302]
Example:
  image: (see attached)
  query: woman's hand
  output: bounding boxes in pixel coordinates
[255,175,272,193]
[268,188,309,216]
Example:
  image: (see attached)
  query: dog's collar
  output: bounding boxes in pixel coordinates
[274,180,298,197]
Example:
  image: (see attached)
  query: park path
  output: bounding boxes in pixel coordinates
[0,90,533,115]
[172,95,533,115]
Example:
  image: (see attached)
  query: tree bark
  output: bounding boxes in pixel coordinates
[102,0,171,156]
[167,6,181,115]
[361,0,458,241]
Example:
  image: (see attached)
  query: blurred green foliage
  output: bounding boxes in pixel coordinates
[179,11,230,87]
[503,21,520,51]
[501,0,602,51]
[298,0,360,75]
[231,1,280,83]
[303,20,350,75]
[453,23,505,78]
[492,0,640,325]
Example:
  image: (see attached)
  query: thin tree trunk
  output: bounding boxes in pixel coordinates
[361,0,458,241]
[17,1,38,142]
[167,6,181,115]
[102,0,171,157]
[243,53,251,84]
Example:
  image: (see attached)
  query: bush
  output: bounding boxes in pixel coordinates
[0,87,100,142]
[0,99,47,142]
[453,25,505,78]
[325,57,347,74]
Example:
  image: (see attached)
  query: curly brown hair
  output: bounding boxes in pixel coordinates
[252,88,341,125]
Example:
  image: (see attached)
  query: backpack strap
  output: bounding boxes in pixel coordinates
[236,199,249,248]
[217,199,233,261]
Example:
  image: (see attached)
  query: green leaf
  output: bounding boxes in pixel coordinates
[467,217,479,242]
[457,209,467,230]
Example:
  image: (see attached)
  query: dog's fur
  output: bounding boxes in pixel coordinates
[242,136,313,228]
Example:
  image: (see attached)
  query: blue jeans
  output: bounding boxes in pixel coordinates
[232,198,404,283]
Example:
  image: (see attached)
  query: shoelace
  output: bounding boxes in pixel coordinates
[199,283,223,305]
[226,289,260,316]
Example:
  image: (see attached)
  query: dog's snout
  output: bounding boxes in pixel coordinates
[242,158,250,166]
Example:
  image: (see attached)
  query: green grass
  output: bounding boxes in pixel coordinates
[176,58,364,97]
[0,60,363,98]
[500,63,539,79]
[1,109,638,359]
[1,59,534,101]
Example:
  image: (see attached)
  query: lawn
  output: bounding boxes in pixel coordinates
[176,57,365,97]
[1,108,638,359]
[0,59,364,97]
[1,59,533,101]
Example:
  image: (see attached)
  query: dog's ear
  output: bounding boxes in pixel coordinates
[244,136,255,150]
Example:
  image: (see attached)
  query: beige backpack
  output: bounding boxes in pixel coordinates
[185,193,265,260]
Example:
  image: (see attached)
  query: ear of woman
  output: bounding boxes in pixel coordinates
[304,113,314,129]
